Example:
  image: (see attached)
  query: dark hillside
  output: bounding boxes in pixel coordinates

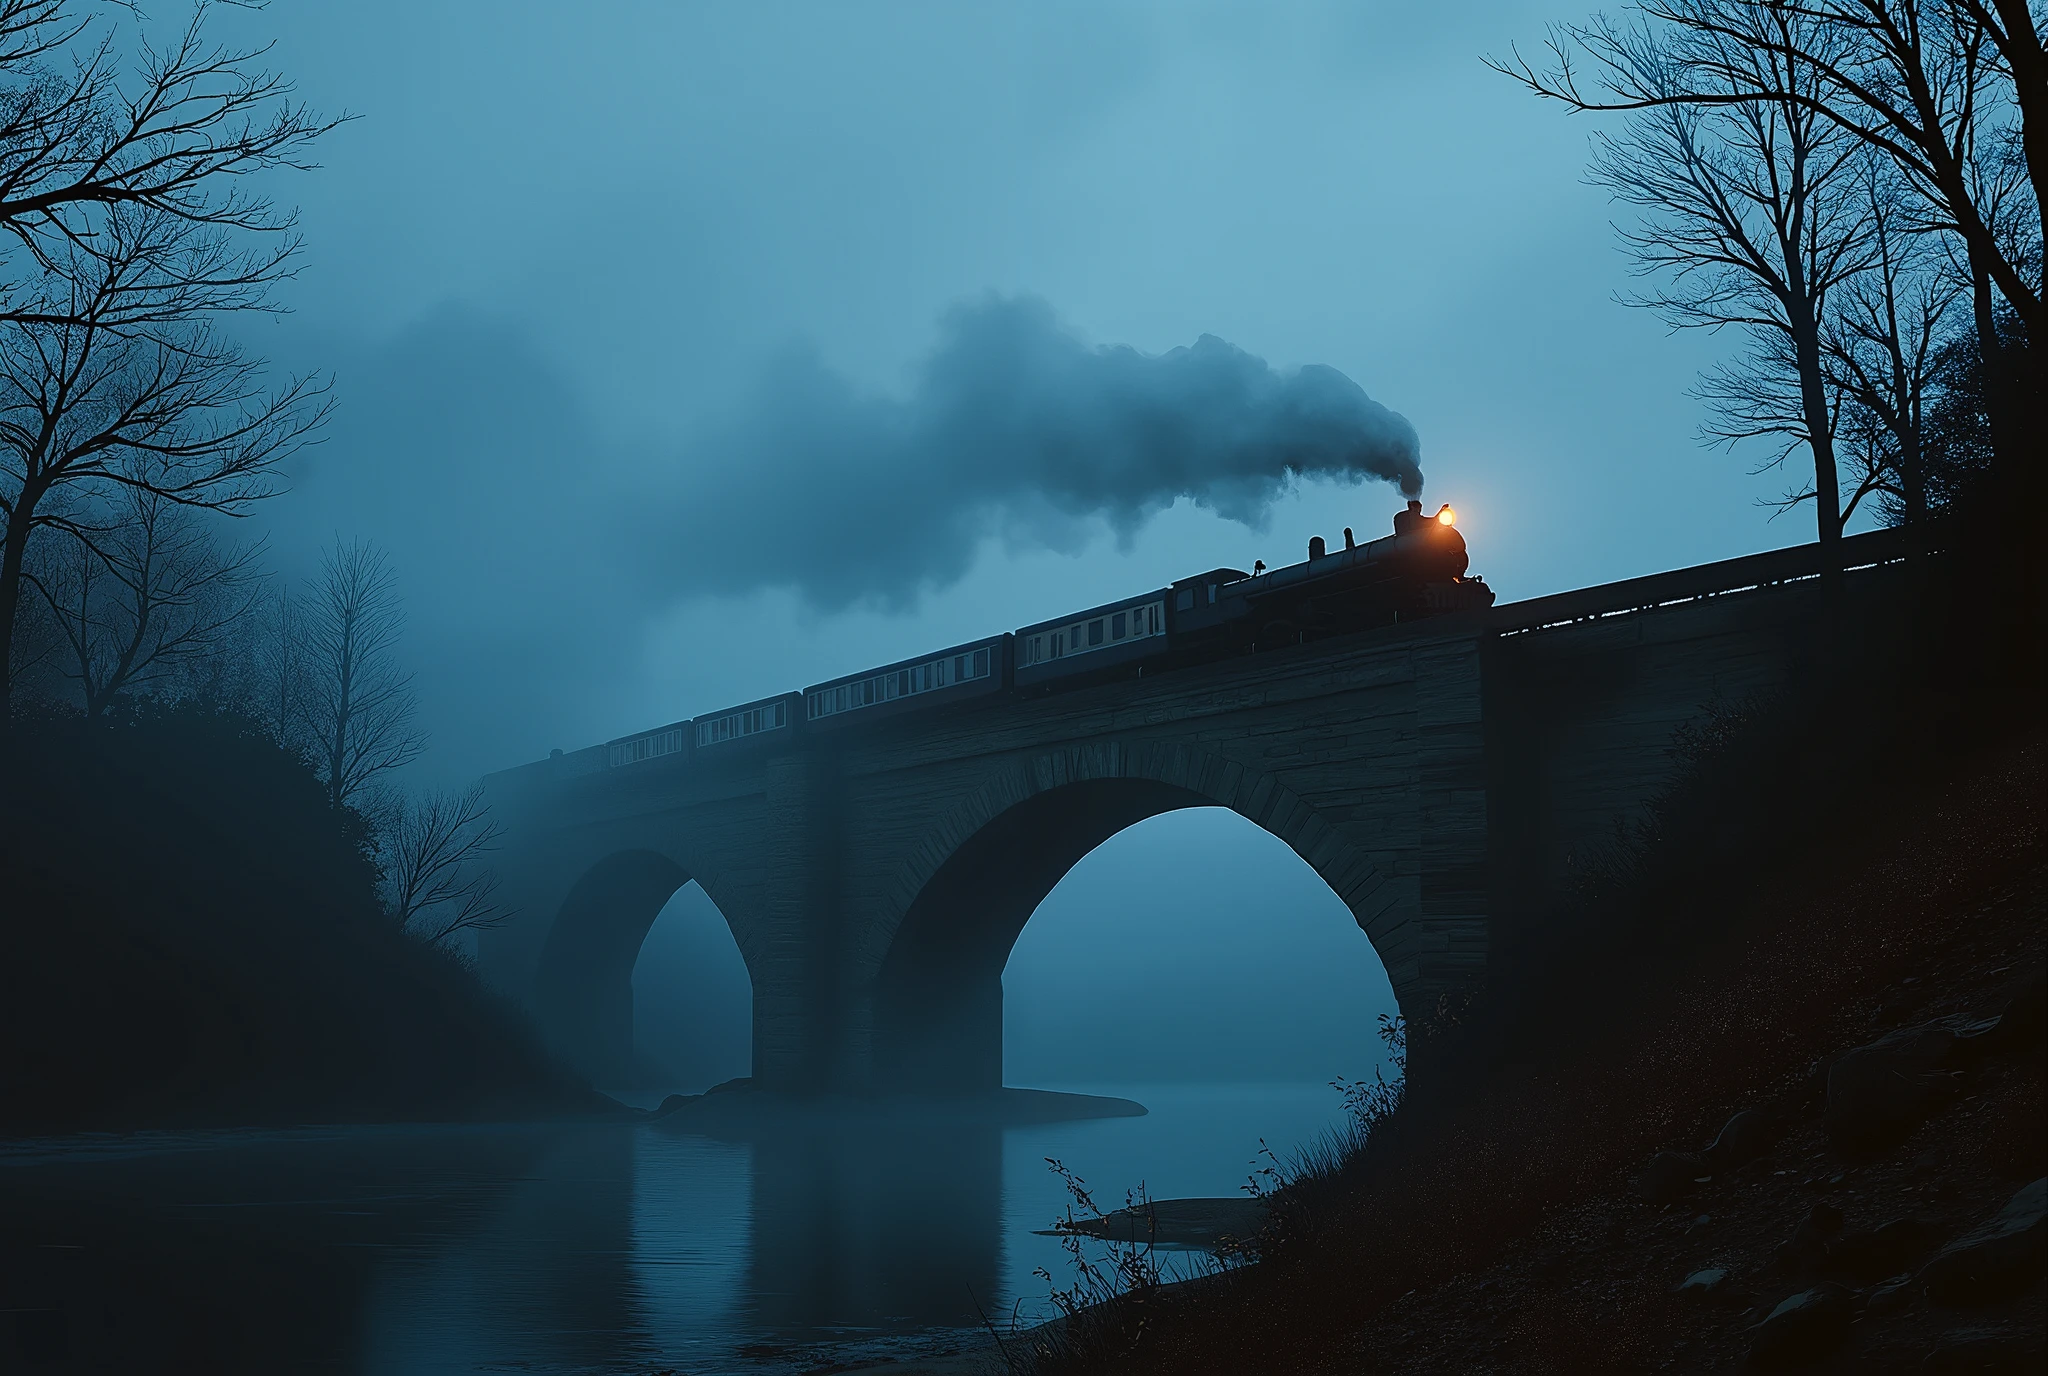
[0,705,596,1135]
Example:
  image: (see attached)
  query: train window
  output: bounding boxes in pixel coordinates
[1111,611,1126,640]
[1207,583,1218,602]
[1088,619,1103,646]
[974,647,988,677]
[1175,588,1193,612]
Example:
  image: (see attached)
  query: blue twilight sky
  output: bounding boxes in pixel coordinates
[190,2,1853,1084]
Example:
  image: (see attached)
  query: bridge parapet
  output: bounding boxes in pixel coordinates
[1491,525,1915,636]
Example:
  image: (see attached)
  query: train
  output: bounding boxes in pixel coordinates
[601,502,1492,770]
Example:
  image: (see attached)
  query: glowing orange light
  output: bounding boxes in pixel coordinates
[1436,505,1457,527]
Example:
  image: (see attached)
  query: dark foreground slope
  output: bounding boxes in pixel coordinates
[0,707,597,1136]
[1014,736,2044,1376]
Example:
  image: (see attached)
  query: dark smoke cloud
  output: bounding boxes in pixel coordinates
[254,299,1420,777]
[638,295,1421,609]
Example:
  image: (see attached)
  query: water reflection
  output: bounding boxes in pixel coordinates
[743,1117,999,1333]
[1,1114,1000,1374]
[1,1086,1345,1373]
[0,1124,567,1373]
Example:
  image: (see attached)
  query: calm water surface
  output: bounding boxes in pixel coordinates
[0,1083,1348,1375]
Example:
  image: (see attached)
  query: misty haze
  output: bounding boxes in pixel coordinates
[1,4,2040,1375]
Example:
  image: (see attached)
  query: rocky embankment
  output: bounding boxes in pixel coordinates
[1349,865,2045,1373]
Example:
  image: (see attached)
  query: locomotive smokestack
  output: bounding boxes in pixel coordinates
[1309,536,1326,559]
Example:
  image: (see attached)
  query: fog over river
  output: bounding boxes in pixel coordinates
[2,1084,1350,1373]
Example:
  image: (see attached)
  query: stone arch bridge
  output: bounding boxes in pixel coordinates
[478,530,1912,1091]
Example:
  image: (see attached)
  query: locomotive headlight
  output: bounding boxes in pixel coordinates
[1435,505,1456,527]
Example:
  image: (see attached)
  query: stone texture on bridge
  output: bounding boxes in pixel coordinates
[479,531,1909,1091]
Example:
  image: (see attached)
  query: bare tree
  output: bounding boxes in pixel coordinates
[0,202,327,708]
[1492,1,2042,501]
[0,1,334,712]
[1825,159,1964,532]
[382,783,510,946]
[0,199,330,709]
[249,579,307,748]
[1562,5,1875,579]
[0,2,340,325]
[26,480,259,714]
[1496,2,2037,327]
[301,538,423,810]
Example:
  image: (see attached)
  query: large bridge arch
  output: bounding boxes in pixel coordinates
[867,742,1404,1093]
[532,847,756,1086]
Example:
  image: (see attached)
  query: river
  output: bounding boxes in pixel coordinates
[0,1082,1352,1374]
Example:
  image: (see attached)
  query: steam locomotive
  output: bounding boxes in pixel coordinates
[604,503,1491,769]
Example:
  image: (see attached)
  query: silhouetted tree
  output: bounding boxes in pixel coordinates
[0,2,338,326]
[249,581,309,751]
[382,782,509,947]
[1495,0,2043,565]
[0,1,334,712]
[0,204,329,712]
[1527,5,1874,579]
[26,482,259,715]
[1825,160,1963,533]
[301,539,423,809]
[1916,301,2024,510]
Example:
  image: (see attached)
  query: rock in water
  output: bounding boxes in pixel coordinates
[1749,1284,1854,1369]
[1825,1022,1963,1150]
[1921,1178,2047,1304]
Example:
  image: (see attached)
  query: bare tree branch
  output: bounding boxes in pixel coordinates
[0,1,344,324]
[0,199,329,708]
[300,538,424,809]
[25,476,259,714]
[1572,3,1878,575]
[1489,2,2042,348]
[382,782,511,947]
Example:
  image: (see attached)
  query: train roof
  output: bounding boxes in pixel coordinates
[1013,586,1170,637]
[692,690,801,725]
[606,717,691,747]
[802,633,1008,697]
[1226,528,1449,598]
[1171,566,1250,589]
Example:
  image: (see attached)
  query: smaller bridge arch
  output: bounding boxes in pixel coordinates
[533,848,753,1085]
[867,742,1408,1093]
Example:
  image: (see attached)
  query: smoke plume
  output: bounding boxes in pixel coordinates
[638,295,1421,609]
